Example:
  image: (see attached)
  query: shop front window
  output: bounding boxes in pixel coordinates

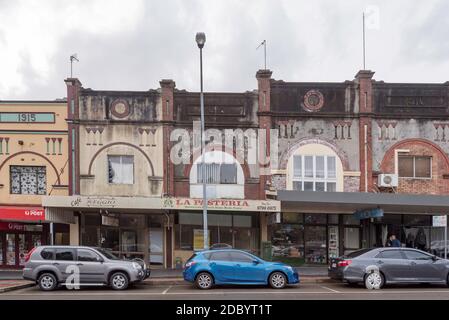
[270,224,305,265]
[175,212,259,254]
[305,214,327,224]
[305,226,327,264]
[343,227,360,255]
[81,213,145,260]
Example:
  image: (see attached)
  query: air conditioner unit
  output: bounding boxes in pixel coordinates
[378,174,398,187]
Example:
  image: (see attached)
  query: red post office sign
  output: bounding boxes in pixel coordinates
[0,206,45,221]
[0,222,26,231]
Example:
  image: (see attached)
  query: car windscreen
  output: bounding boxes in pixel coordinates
[344,248,373,258]
[96,248,120,260]
[186,253,197,262]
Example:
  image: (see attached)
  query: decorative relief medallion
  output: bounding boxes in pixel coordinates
[110,99,131,119]
[303,89,324,112]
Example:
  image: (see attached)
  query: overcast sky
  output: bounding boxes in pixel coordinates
[0,0,448,100]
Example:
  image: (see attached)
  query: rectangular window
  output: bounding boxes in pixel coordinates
[398,156,431,178]
[10,166,46,195]
[304,156,314,178]
[291,155,337,192]
[220,163,237,184]
[108,155,134,184]
[327,156,336,178]
[197,163,237,184]
[293,156,302,178]
[315,156,325,178]
[415,157,431,178]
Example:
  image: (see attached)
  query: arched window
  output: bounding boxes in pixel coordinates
[287,144,343,192]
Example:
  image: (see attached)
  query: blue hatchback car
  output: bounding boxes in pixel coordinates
[183,249,299,289]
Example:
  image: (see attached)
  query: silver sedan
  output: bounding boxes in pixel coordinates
[328,247,449,289]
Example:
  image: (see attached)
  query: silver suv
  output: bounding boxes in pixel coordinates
[23,246,150,291]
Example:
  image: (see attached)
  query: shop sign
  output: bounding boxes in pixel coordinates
[193,229,211,251]
[163,197,280,212]
[353,208,384,220]
[70,196,117,208]
[0,222,26,231]
[0,206,45,221]
[433,215,447,227]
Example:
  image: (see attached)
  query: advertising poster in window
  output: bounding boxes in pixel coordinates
[193,229,211,251]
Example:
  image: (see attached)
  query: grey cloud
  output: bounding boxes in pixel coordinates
[1,0,448,99]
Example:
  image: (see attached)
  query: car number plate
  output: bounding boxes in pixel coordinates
[332,263,337,268]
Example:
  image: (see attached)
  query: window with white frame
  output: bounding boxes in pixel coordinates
[108,155,134,184]
[292,155,336,192]
[197,163,237,184]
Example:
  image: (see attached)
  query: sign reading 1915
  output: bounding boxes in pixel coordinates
[0,112,55,123]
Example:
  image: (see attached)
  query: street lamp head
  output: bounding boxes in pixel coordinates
[195,32,206,49]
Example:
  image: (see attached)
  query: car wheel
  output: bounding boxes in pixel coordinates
[195,272,214,290]
[269,272,287,289]
[38,273,58,291]
[364,271,384,290]
[110,272,129,290]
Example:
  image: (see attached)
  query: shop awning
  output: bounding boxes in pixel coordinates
[278,191,449,214]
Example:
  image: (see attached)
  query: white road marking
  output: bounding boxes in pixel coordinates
[162,286,172,294]
[5,285,449,297]
[320,286,340,293]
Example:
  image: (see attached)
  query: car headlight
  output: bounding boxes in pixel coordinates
[132,262,141,269]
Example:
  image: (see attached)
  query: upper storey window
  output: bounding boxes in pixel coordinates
[398,156,431,178]
[108,155,134,184]
[197,163,237,184]
[292,155,337,192]
[10,166,46,195]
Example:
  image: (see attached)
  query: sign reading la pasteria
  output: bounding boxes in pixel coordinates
[0,206,44,221]
[162,197,280,212]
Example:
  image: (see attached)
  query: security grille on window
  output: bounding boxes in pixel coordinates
[10,166,46,195]
[197,163,237,184]
[292,155,336,192]
[398,156,431,178]
[108,155,134,184]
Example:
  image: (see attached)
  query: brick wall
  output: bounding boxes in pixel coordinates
[380,139,449,195]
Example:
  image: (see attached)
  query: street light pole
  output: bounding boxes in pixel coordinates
[196,32,208,250]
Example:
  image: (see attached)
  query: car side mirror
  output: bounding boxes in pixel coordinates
[432,255,438,261]
[252,259,260,264]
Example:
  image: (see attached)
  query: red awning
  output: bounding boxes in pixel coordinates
[0,206,45,221]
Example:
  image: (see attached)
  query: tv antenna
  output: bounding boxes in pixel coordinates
[70,53,79,78]
[256,40,267,70]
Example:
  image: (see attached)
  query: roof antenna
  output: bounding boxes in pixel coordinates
[256,40,267,70]
[70,54,79,78]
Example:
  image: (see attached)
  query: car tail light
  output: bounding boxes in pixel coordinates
[185,261,196,268]
[24,247,36,263]
[337,260,352,267]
